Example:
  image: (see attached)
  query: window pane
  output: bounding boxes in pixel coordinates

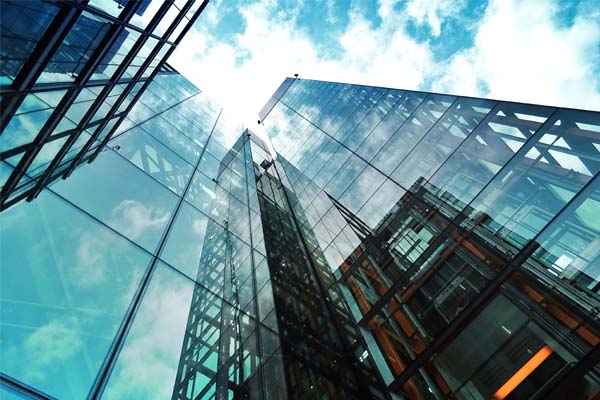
[428,102,555,214]
[51,150,178,252]
[101,263,196,399]
[523,177,600,310]
[393,97,496,189]
[0,1,58,85]
[0,190,150,399]
[112,126,194,195]
[37,12,111,84]
[467,109,600,255]
[138,116,203,165]
[160,202,210,280]
[372,93,455,175]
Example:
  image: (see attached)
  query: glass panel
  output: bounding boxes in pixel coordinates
[112,126,194,195]
[338,166,387,214]
[197,151,222,180]
[523,177,600,311]
[37,12,111,84]
[160,202,210,280]
[372,94,455,175]
[467,109,600,255]
[433,293,580,399]
[343,89,404,151]
[101,262,195,399]
[25,136,68,177]
[428,102,555,214]
[137,115,204,165]
[128,0,164,29]
[0,385,33,399]
[51,150,178,252]
[0,190,150,399]
[356,91,426,161]
[393,97,496,189]
[0,1,58,85]
[185,169,218,214]
[0,104,54,154]
[153,3,180,37]
[358,178,406,229]
[92,28,141,81]
[88,0,123,17]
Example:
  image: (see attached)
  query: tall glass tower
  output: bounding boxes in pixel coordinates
[258,77,600,399]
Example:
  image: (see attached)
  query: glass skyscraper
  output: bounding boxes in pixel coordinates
[1,2,600,399]
[258,78,600,399]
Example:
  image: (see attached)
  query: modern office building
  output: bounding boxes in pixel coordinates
[1,1,600,399]
[258,78,600,399]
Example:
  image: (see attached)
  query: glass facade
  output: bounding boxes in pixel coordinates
[0,68,287,398]
[258,78,600,399]
[1,2,599,398]
[0,0,209,210]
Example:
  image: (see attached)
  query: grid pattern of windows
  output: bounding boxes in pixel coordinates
[261,78,600,399]
[0,73,288,399]
[0,0,209,210]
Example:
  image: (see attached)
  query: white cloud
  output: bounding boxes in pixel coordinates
[406,0,467,37]
[432,0,600,110]
[169,0,600,147]
[169,0,435,134]
[102,268,195,399]
[109,199,170,241]
[23,317,84,380]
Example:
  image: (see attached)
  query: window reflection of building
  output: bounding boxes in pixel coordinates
[251,138,388,400]
[329,177,599,399]
[259,78,600,400]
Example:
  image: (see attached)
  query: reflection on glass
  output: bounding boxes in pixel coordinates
[524,177,600,310]
[434,294,577,399]
[0,1,58,85]
[0,190,150,399]
[52,150,178,252]
[394,97,496,189]
[160,202,210,279]
[372,93,455,175]
[467,109,600,253]
[429,102,554,212]
[37,12,111,84]
[102,263,194,399]
[137,116,203,165]
[112,126,194,195]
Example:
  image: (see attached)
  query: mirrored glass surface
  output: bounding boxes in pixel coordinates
[0,190,150,399]
[51,150,178,252]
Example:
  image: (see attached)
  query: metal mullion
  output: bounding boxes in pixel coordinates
[60,0,185,176]
[25,3,143,200]
[243,133,266,398]
[87,106,223,399]
[0,77,145,97]
[0,373,55,400]
[81,0,209,167]
[267,159,376,398]
[29,1,179,195]
[356,206,467,324]
[0,3,84,130]
[387,172,599,392]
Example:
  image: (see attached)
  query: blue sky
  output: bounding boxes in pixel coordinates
[170,0,600,126]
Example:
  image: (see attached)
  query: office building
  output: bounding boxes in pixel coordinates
[1,1,599,398]
[258,77,600,399]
